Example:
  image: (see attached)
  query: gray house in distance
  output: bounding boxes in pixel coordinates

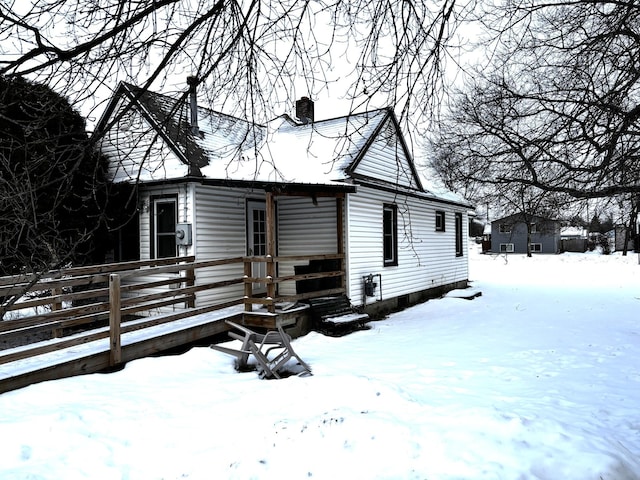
[491,214,561,254]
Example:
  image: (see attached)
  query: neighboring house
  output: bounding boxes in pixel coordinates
[96,82,472,319]
[491,214,561,254]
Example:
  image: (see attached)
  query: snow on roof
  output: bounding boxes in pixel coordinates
[109,84,470,204]
[418,174,470,205]
[561,226,588,238]
[198,110,388,184]
[122,84,387,186]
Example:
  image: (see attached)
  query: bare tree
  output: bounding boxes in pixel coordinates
[439,0,640,201]
[0,0,472,133]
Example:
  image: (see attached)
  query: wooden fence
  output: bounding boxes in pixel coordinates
[0,253,346,369]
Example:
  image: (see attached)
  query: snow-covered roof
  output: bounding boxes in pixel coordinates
[98,83,471,205]
[196,109,388,184]
[560,226,588,238]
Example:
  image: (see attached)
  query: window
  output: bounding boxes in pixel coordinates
[530,243,542,252]
[383,204,398,266]
[530,223,538,233]
[499,223,511,234]
[500,243,514,253]
[151,196,177,258]
[455,212,463,257]
[435,210,445,231]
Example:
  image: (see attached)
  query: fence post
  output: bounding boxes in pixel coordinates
[244,259,253,312]
[109,274,122,366]
[266,256,276,313]
[51,287,63,311]
[185,265,195,308]
[51,287,63,338]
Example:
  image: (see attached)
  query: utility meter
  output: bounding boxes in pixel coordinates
[175,223,192,246]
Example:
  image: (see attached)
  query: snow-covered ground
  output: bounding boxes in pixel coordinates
[1,247,639,479]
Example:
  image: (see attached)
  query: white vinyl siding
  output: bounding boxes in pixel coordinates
[139,185,193,261]
[132,184,194,315]
[350,118,419,189]
[102,97,189,183]
[277,196,339,296]
[193,185,254,307]
[346,186,468,306]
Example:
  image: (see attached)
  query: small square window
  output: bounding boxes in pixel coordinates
[435,211,445,231]
[530,243,542,252]
[499,224,511,234]
[500,243,514,253]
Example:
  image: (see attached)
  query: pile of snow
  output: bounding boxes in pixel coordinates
[1,248,639,479]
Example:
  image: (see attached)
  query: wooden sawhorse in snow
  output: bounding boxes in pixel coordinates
[210,320,311,379]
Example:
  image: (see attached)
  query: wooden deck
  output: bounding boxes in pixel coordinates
[0,253,338,394]
[0,306,243,394]
[0,304,314,394]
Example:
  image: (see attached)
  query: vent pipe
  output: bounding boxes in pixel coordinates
[187,76,199,136]
[295,96,314,124]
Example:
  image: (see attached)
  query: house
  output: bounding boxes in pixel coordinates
[491,213,561,254]
[95,81,472,324]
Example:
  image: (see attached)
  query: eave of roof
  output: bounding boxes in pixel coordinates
[133,176,358,194]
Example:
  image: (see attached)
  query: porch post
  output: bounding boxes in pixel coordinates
[336,195,345,288]
[265,192,277,312]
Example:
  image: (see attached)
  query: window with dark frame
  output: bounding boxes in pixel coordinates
[530,243,542,252]
[435,210,445,231]
[151,196,178,259]
[500,243,514,253]
[455,212,463,257]
[499,223,511,234]
[383,204,398,266]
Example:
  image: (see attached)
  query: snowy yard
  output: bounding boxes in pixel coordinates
[1,247,639,479]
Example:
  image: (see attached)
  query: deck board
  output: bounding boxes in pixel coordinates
[0,306,244,394]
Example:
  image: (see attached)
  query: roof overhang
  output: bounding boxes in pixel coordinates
[353,177,474,209]
[132,176,357,195]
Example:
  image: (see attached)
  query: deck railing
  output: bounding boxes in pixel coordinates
[242,253,346,312]
[0,254,346,366]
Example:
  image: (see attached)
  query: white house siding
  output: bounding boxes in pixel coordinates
[192,185,260,307]
[128,184,194,315]
[277,196,339,296]
[102,97,188,183]
[346,185,468,307]
[349,119,419,190]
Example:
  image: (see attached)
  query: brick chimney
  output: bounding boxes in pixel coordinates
[187,76,199,135]
[295,96,314,124]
